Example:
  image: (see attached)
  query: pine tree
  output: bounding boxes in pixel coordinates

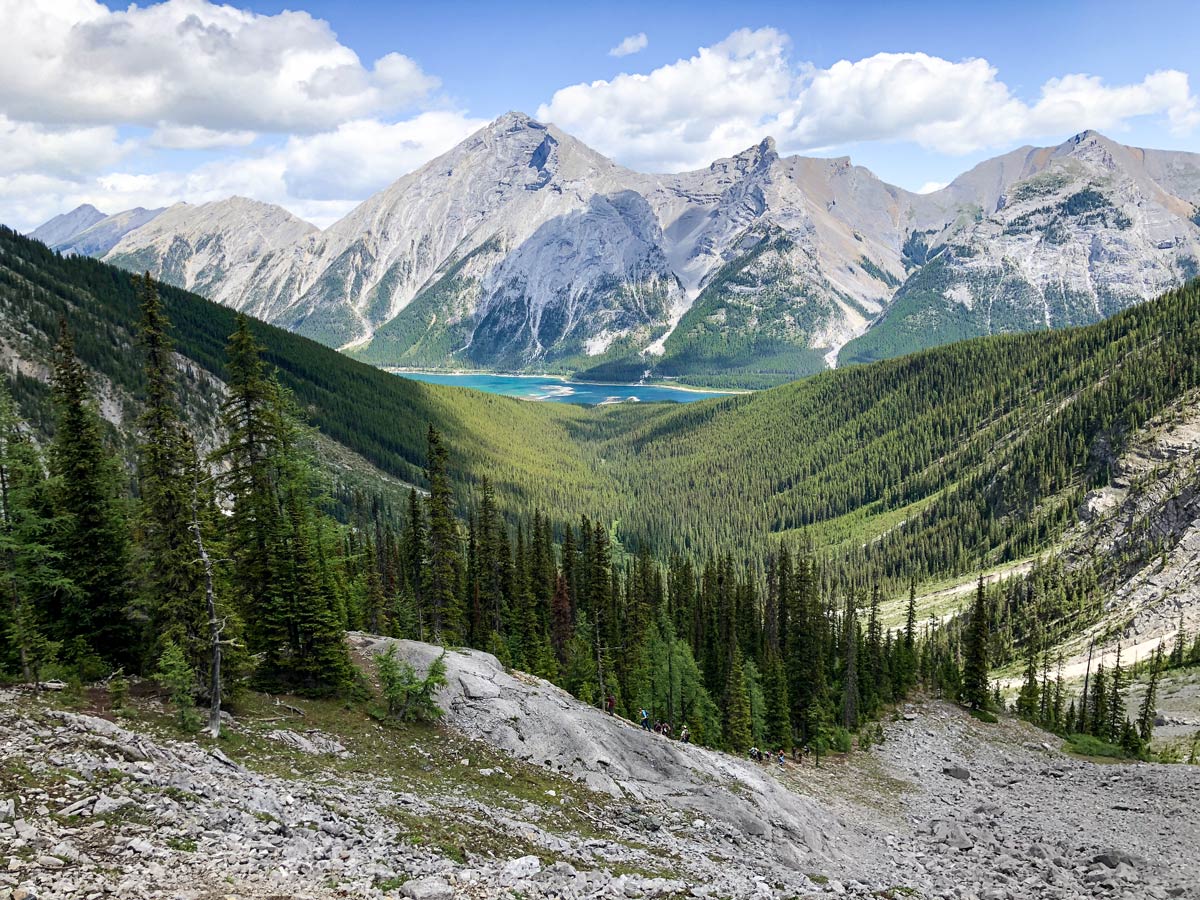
[1137,643,1163,743]
[841,596,860,729]
[133,273,206,671]
[1088,663,1108,739]
[401,487,427,640]
[1106,645,1125,743]
[904,580,917,651]
[1015,645,1041,722]
[762,648,791,748]
[213,315,281,662]
[212,316,348,695]
[273,478,353,695]
[0,385,68,684]
[423,426,463,643]
[961,575,990,710]
[550,573,573,666]
[722,644,752,752]
[48,322,134,668]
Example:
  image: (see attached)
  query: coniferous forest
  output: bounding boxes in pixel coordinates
[1,229,1196,758]
[0,273,926,754]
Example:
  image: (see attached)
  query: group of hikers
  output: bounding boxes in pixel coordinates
[637,706,691,743]
[606,695,693,744]
[748,746,787,766]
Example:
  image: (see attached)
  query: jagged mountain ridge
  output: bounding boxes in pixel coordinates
[842,131,1200,365]
[28,203,107,247]
[30,117,1200,383]
[55,206,167,257]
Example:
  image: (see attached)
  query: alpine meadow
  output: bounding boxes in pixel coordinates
[2,3,1200,899]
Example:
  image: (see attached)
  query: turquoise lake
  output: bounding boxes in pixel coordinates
[390,372,734,405]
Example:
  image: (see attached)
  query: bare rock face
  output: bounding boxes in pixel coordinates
[841,131,1200,365]
[29,120,1200,375]
[53,206,166,257]
[28,204,107,247]
[349,633,856,867]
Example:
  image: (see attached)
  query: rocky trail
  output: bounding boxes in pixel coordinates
[2,639,1198,900]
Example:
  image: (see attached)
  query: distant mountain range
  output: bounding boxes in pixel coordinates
[29,114,1200,386]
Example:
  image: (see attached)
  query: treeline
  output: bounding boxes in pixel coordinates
[1011,640,1164,758]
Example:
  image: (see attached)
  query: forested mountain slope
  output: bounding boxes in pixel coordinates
[3,228,1200,594]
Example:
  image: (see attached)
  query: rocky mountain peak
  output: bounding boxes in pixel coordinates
[489,110,546,133]
[715,137,779,177]
[28,204,108,247]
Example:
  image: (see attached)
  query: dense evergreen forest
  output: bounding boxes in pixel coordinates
[0,231,1179,757]
[0,276,925,754]
[4,229,1199,603]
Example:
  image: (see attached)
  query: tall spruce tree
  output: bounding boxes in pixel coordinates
[133,273,207,670]
[213,316,349,695]
[49,323,134,668]
[1138,643,1163,743]
[213,315,287,672]
[0,385,69,684]
[961,575,990,710]
[402,487,427,639]
[762,648,791,748]
[841,596,860,729]
[423,426,464,643]
[722,644,752,753]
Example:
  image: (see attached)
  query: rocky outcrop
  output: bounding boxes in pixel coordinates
[349,633,855,867]
[1038,389,1200,682]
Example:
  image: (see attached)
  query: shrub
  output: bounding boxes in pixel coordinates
[830,726,853,754]
[376,646,447,723]
[156,641,200,732]
[108,670,129,711]
[1063,733,1125,759]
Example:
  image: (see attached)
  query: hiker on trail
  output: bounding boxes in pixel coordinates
[662,722,672,739]
[605,695,615,716]
[640,709,650,731]
[680,724,690,744]
[749,746,760,762]
[777,749,785,766]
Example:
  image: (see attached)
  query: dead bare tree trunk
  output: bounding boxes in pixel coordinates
[191,479,222,739]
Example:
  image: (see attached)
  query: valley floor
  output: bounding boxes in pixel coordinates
[1,645,1198,900]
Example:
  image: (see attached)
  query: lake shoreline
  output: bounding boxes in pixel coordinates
[384,369,742,405]
[383,367,749,398]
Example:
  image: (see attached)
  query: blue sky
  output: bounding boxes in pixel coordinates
[3,0,1197,230]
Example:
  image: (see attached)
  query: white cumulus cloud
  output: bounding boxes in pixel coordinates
[279,112,489,203]
[609,33,648,57]
[0,0,439,134]
[0,115,128,177]
[538,28,1200,171]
